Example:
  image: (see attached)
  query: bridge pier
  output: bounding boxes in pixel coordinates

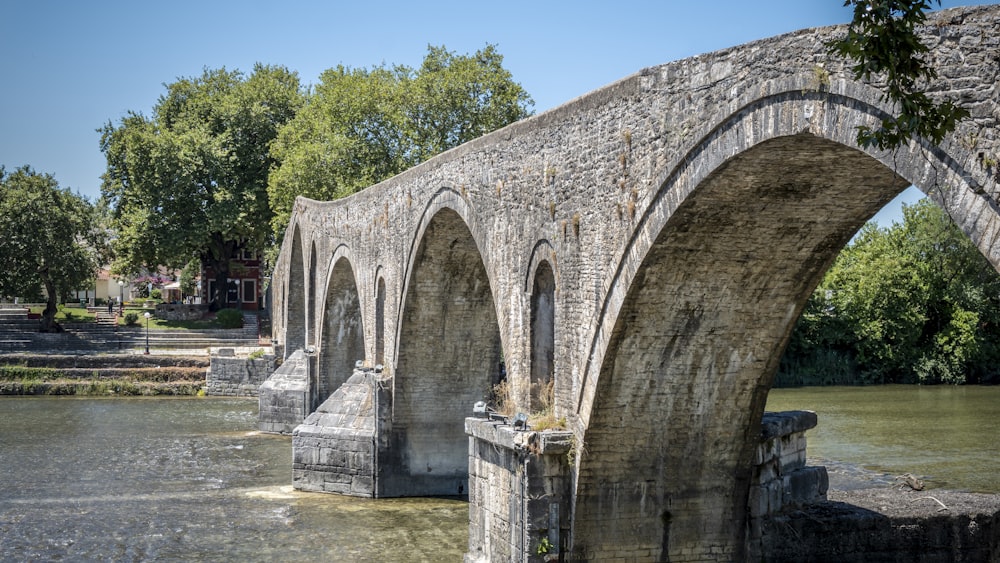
[292,366,389,496]
[258,349,311,434]
[465,418,574,563]
[464,411,825,561]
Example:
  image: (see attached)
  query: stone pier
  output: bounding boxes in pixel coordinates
[258,349,310,434]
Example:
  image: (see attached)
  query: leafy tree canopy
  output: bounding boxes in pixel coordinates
[100,64,305,306]
[0,166,107,331]
[829,0,969,150]
[267,44,533,244]
[780,199,1000,385]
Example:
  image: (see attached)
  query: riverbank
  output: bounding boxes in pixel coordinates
[0,354,208,396]
[760,486,1000,562]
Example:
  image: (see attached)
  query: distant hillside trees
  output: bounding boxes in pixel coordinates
[778,199,1000,385]
[0,166,107,331]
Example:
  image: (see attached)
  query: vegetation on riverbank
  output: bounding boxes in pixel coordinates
[28,305,235,330]
[0,357,206,396]
[778,200,1000,387]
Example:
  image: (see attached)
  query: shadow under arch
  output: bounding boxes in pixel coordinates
[570,90,1000,561]
[284,224,306,358]
[317,246,365,406]
[307,240,319,349]
[384,202,502,497]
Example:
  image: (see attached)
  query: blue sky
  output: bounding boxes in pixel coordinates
[2,1,991,225]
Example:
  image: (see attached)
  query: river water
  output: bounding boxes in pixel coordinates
[0,397,466,562]
[766,385,1000,493]
[1,387,997,561]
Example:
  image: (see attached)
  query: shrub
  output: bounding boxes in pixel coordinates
[150,289,162,300]
[216,308,243,329]
[124,312,139,326]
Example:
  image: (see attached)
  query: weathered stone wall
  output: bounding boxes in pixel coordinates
[465,411,828,562]
[258,349,310,434]
[204,353,276,397]
[747,411,828,560]
[465,418,574,563]
[269,6,1000,560]
[759,492,1000,562]
[155,303,204,321]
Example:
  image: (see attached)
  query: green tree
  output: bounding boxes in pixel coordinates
[267,44,533,244]
[100,64,305,308]
[0,166,107,331]
[780,199,1000,385]
[829,0,969,150]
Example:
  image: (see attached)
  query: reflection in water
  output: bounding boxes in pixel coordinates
[766,385,1000,493]
[0,397,466,562]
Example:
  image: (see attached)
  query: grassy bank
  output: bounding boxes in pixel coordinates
[0,363,206,396]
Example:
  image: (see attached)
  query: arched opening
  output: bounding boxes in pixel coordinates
[307,242,318,348]
[285,227,306,357]
[375,277,386,366]
[530,260,555,410]
[573,133,906,561]
[386,207,501,497]
[318,256,365,404]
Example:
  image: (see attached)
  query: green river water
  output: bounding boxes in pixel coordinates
[0,386,996,561]
[766,385,1000,493]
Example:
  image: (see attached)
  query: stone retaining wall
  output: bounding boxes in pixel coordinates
[204,352,276,397]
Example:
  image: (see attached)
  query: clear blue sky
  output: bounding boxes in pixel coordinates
[2,0,991,224]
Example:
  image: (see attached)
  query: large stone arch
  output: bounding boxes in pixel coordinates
[571,90,1000,560]
[383,200,502,497]
[284,224,306,357]
[317,247,365,404]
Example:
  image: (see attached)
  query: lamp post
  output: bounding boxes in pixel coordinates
[143,312,151,355]
[117,280,124,314]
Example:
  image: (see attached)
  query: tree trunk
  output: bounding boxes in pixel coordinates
[39,273,62,333]
[204,237,239,311]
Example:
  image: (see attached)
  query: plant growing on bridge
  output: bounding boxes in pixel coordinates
[0,166,107,332]
[829,0,969,151]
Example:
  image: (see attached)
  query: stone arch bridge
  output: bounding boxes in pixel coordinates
[265,6,1000,561]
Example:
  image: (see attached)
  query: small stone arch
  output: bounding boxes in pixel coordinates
[525,240,559,413]
[284,224,306,358]
[317,246,365,405]
[307,240,319,349]
[373,267,387,367]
